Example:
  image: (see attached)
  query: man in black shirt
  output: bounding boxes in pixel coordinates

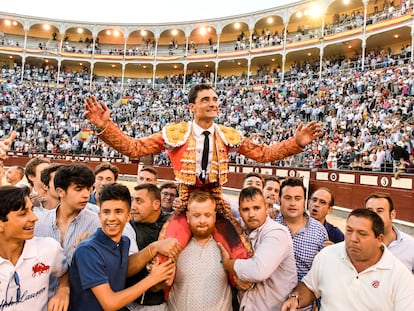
[127,183,171,310]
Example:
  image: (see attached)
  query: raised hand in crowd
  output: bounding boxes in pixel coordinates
[294,121,323,148]
[0,131,17,160]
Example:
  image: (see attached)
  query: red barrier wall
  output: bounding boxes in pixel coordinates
[4,154,414,222]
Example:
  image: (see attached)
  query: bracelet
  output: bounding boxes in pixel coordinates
[148,244,154,258]
[95,123,109,135]
[288,293,300,308]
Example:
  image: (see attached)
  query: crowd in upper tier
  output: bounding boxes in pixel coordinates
[0,52,413,173]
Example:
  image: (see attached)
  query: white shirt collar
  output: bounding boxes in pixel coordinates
[392,225,403,242]
[192,121,214,137]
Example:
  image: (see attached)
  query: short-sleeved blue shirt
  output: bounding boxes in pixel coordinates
[89,192,97,205]
[324,221,344,244]
[69,228,130,311]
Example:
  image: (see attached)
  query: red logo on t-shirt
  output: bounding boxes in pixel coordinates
[371,280,380,288]
[32,262,50,277]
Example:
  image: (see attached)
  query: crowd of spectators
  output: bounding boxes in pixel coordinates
[0,48,414,174]
[1,1,411,57]
[233,1,411,51]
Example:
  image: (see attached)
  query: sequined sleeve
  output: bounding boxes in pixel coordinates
[97,120,165,158]
[238,136,303,163]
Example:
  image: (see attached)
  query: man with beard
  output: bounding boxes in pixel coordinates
[168,191,232,311]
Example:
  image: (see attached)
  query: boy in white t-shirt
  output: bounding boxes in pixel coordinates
[0,186,69,311]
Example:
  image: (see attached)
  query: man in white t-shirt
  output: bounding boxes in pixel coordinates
[281,208,414,311]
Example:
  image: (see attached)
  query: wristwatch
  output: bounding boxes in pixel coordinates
[288,293,300,307]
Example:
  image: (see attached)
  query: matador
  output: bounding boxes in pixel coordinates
[85,83,322,285]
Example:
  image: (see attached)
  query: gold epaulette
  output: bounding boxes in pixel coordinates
[217,125,243,147]
[162,122,191,147]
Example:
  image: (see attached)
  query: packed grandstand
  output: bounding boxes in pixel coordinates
[0,0,413,174]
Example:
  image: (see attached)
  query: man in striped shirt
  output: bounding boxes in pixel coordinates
[34,164,101,297]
